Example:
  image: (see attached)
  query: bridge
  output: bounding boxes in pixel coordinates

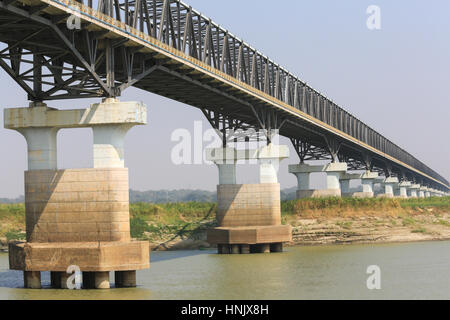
[0,0,448,289]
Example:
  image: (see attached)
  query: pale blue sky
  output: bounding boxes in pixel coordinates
[0,0,449,197]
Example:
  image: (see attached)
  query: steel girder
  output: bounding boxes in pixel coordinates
[0,0,447,191]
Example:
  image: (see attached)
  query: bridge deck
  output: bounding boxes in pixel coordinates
[0,0,447,190]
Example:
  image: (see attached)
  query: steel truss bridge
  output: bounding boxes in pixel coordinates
[0,0,448,191]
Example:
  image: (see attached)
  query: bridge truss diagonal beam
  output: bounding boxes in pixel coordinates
[0,0,447,192]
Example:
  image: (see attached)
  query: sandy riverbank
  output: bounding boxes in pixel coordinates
[1,198,449,252]
[142,210,450,251]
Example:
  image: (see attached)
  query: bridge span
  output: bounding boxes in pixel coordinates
[0,0,448,289]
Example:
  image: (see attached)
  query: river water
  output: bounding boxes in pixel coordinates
[0,241,449,300]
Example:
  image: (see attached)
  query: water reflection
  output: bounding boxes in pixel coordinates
[1,241,450,300]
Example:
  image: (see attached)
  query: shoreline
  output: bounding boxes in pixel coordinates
[2,232,450,254]
[2,212,450,252]
[1,199,449,252]
[143,211,450,251]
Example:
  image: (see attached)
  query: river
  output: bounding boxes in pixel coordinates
[1,241,449,300]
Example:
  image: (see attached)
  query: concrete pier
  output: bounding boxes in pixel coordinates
[206,145,292,254]
[339,173,361,197]
[398,181,412,199]
[4,99,149,289]
[24,271,41,289]
[115,271,137,288]
[379,177,399,198]
[288,162,347,198]
[418,186,426,198]
[354,171,378,198]
[408,184,420,198]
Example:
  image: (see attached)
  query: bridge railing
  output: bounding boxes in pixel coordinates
[59,0,448,187]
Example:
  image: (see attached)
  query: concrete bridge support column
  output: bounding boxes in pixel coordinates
[354,172,378,198]
[407,184,420,198]
[398,182,411,199]
[206,145,292,254]
[418,187,426,198]
[24,271,41,289]
[379,177,399,198]
[339,178,351,197]
[115,271,137,288]
[289,163,347,198]
[4,99,149,290]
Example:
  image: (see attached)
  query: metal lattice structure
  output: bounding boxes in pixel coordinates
[0,0,448,191]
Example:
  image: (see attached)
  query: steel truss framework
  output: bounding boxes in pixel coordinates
[0,0,447,191]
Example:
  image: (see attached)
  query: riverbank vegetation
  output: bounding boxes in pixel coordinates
[281,197,450,221]
[0,197,449,249]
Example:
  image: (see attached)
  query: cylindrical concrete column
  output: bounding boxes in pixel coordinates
[255,244,270,253]
[92,124,133,168]
[258,145,289,184]
[361,179,374,194]
[384,184,394,197]
[94,272,110,289]
[408,185,419,198]
[18,127,59,170]
[382,177,399,198]
[82,272,95,289]
[399,186,408,198]
[240,245,250,254]
[270,243,283,253]
[115,271,137,288]
[51,271,62,288]
[231,245,240,254]
[326,171,341,190]
[295,172,311,191]
[217,164,236,185]
[340,179,350,195]
[324,163,347,197]
[218,244,230,254]
[24,271,41,289]
[259,159,279,184]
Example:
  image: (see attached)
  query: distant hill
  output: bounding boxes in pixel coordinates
[0,188,298,204]
[131,187,298,203]
[280,187,297,201]
[0,195,24,204]
[130,189,217,203]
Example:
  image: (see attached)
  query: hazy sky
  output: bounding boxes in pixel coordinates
[0,0,449,198]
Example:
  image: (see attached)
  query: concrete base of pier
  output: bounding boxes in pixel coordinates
[216,242,284,255]
[207,183,292,254]
[115,271,137,288]
[4,100,149,289]
[209,226,291,253]
[9,241,149,273]
[24,271,41,289]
